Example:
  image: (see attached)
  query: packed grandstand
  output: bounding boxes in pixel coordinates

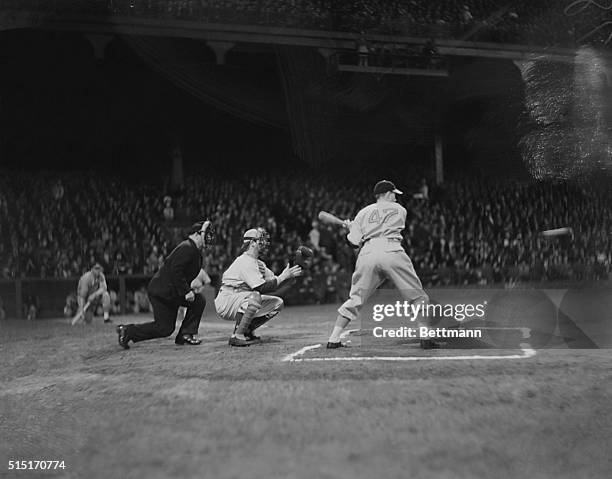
[1,170,610,294]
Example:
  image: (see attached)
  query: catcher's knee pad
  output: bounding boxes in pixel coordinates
[246,292,263,310]
[273,297,284,310]
[266,297,284,319]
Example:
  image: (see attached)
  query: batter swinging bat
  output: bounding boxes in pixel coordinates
[71,300,91,326]
[318,211,349,228]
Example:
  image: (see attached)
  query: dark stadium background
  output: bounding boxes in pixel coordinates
[0,29,525,178]
[0,30,292,174]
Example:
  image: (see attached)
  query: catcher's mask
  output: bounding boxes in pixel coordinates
[190,220,216,249]
[243,227,270,255]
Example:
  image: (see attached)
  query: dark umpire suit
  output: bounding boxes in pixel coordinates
[125,238,205,344]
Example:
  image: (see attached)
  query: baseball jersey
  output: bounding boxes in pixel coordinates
[77,271,107,298]
[347,200,407,246]
[221,253,276,292]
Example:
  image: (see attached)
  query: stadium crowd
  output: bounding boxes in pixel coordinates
[1,170,611,296]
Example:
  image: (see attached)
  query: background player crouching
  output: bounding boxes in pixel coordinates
[215,228,302,347]
[76,262,112,324]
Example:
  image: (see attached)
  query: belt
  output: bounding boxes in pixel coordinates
[220,285,250,294]
[363,237,401,244]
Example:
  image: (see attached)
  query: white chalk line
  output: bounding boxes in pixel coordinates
[282,327,536,362]
[286,343,536,362]
[282,343,322,362]
[281,329,358,362]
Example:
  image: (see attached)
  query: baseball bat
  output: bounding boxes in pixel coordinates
[71,301,91,326]
[541,227,572,237]
[318,211,348,228]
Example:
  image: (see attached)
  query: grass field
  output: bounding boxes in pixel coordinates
[1,303,611,479]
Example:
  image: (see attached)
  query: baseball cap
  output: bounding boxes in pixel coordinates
[243,228,262,240]
[373,180,403,196]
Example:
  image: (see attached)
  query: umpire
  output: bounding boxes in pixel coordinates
[116,220,215,349]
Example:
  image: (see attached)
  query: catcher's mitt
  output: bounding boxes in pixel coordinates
[293,245,314,269]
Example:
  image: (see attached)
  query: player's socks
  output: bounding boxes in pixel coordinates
[235,300,260,335]
[328,326,344,343]
[232,314,242,336]
[104,312,110,321]
[328,315,351,343]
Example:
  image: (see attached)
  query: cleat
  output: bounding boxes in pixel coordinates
[104,318,113,324]
[420,339,441,350]
[116,325,130,350]
[228,336,253,347]
[326,341,346,349]
[175,334,202,345]
[245,332,261,342]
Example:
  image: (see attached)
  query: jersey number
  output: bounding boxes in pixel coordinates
[368,208,398,225]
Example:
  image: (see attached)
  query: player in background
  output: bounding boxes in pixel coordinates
[215,228,302,347]
[327,180,438,349]
[76,262,112,324]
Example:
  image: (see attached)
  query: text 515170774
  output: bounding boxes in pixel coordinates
[8,460,66,470]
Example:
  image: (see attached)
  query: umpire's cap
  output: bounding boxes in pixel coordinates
[187,220,215,247]
[373,180,403,196]
[187,221,208,235]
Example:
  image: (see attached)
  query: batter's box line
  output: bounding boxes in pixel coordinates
[282,327,536,362]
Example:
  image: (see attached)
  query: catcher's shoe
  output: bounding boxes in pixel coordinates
[116,325,131,350]
[175,334,202,345]
[420,339,441,350]
[326,341,347,349]
[245,331,261,342]
[228,335,253,347]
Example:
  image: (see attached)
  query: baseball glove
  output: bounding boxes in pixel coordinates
[293,245,314,269]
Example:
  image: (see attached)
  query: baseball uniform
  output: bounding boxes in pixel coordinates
[215,253,283,322]
[338,200,428,321]
[77,270,111,322]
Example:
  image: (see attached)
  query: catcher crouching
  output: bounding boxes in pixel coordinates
[215,228,303,346]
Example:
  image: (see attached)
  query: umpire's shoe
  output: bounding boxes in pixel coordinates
[420,339,441,350]
[326,341,346,349]
[175,334,202,345]
[116,325,131,350]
